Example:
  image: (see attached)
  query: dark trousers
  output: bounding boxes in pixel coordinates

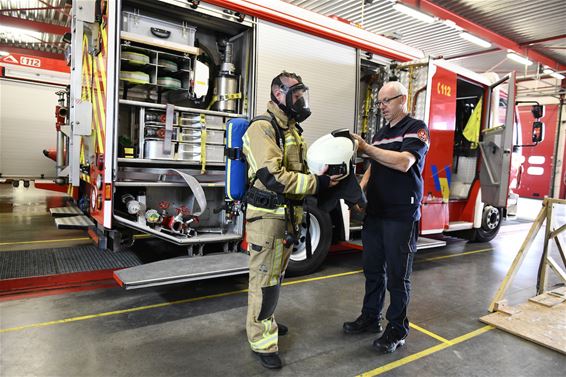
[361,215,418,338]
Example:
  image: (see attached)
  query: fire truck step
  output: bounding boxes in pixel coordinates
[416,237,447,250]
[50,206,83,217]
[346,237,446,250]
[55,215,94,229]
[0,246,141,280]
[114,252,250,289]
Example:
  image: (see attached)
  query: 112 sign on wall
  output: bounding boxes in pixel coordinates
[19,56,41,68]
[0,53,69,73]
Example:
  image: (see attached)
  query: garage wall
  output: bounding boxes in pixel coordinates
[0,79,61,178]
[255,20,357,145]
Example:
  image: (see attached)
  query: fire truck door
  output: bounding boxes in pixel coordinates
[479,72,516,208]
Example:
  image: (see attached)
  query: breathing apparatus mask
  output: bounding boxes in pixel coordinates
[270,76,312,123]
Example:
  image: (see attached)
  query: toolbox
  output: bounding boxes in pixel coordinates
[122,10,196,47]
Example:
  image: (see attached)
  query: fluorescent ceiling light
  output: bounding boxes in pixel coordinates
[506,52,533,66]
[392,3,435,24]
[0,25,42,43]
[442,19,463,31]
[542,67,565,79]
[459,32,491,48]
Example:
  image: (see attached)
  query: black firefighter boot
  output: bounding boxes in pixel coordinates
[343,313,383,334]
[253,351,283,369]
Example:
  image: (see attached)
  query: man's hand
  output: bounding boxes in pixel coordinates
[350,133,369,153]
[328,175,341,188]
[352,204,365,213]
[316,166,341,188]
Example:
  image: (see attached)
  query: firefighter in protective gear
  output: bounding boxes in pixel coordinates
[242,71,337,369]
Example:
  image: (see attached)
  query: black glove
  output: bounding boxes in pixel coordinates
[316,174,331,193]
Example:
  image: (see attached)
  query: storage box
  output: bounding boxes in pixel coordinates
[122,11,196,47]
[145,126,179,140]
[144,140,175,159]
[179,114,225,128]
[179,127,224,144]
[177,143,224,163]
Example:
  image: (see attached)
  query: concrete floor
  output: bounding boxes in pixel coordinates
[0,184,565,376]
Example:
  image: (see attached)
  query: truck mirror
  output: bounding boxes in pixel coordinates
[531,105,544,119]
[532,121,544,143]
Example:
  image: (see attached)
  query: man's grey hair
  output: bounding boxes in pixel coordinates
[383,81,408,97]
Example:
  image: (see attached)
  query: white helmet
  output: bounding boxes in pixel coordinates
[307,129,357,181]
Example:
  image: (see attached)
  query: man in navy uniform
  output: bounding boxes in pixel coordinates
[345,81,429,353]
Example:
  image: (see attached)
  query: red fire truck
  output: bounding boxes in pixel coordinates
[49,0,539,289]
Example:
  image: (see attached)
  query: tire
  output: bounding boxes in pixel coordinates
[470,205,503,242]
[286,204,332,277]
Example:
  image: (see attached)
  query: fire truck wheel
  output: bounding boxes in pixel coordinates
[471,206,502,242]
[286,204,332,277]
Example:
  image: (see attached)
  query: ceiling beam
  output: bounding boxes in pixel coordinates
[399,0,566,71]
[0,15,69,35]
[0,45,64,60]
[520,34,566,46]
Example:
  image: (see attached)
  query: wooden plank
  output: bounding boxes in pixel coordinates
[554,237,566,267]
[480,300,566,354]
[547,256,566,284]
[488,206,546,312]
[537,200,553,294]
[549,223,566,239]
[529,292,565,307]
[497,304,522,316]
[480,302,566,355]
[121,31,200,55]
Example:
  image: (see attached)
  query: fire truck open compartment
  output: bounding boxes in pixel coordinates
[111,0,253,247]
[450,77,484,201]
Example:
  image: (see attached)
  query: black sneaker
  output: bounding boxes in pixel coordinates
[373,329,406,353]
[343,313,383,334]
[253,351,282,369]
[278,323,288,336]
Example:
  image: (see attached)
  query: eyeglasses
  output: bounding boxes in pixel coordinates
[377,94,403,106]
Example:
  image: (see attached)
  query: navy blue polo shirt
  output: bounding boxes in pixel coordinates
[366,115,429,221]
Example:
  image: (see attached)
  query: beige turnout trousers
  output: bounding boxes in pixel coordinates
[245,207,298,353]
